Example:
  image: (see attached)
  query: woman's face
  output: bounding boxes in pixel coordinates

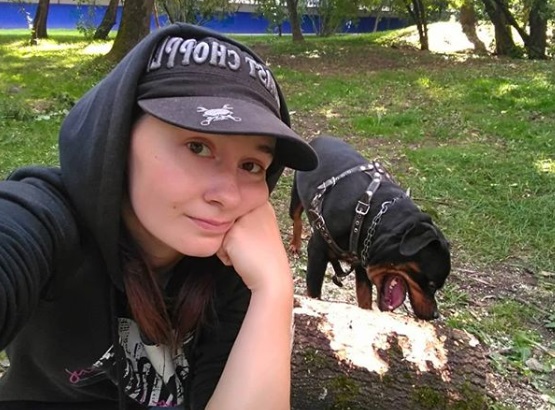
[123,114,275,270]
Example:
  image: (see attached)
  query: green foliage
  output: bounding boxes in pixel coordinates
[75,0,99,39]
[545,313,555,331]
[308,0,362,36]
[156,0,235,25]
[0,96,33,121]
[254,0,289,34]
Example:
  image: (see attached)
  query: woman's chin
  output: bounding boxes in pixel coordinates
[178,238,224,258]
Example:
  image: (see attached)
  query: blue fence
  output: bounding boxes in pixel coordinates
[0,2,406,34]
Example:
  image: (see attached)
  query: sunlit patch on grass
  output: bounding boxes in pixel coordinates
[535,159,555,175]
[83,42,112,55]
[5,39,109,59]
[23,40,87,52]
[417,77,432,88]
[496,82,519,96]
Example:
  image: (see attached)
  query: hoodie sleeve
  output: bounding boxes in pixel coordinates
[0,167,80,350]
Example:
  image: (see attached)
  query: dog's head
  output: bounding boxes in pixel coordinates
[365,218,451,320]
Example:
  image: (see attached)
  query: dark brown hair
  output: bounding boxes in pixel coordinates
[120,231,215,351]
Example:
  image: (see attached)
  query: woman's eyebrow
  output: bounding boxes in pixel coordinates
[256,143,275,156]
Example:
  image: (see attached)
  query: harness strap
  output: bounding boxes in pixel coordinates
[308,162,390,275]
[309,212,347,257]
[308,163,379,262]
[348,172,382,257]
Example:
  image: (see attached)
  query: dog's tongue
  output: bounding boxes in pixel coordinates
[382,275,407,311]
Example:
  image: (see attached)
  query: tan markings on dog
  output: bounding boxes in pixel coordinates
[366,262,436,318]
[288,204,304,254]
[356,280,373,309]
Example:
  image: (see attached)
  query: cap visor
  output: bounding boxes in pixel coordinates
[138,96,317,171]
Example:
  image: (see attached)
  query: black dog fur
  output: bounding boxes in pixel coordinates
[288,136,451,320]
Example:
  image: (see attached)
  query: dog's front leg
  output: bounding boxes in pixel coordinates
[355,265,373,309]
[288,205,304,255]
[305,235,329,299]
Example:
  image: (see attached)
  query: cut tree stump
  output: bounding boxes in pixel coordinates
[291,296,490,410]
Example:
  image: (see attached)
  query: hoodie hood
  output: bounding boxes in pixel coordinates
[58,23,296,289]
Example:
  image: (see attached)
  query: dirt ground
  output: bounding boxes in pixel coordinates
[251,22,555,410]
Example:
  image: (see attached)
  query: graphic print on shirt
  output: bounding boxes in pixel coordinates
[68,318,192,407]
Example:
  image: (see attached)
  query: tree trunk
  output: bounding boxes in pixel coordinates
[93,0,120,40]
[487,0,546,59]
[153,1,161,29]
[286,0,304,42]
[481,0,519,56]
[31,0,50,44]
[459,0,488,54]
[372,10,383,33]
[105,0,154,63]
[292,297,490,410]
[162,3,176,24]
[527,0,547,59]
[405,0,429,51]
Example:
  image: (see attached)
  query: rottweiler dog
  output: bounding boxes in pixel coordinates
[288,136,451,320]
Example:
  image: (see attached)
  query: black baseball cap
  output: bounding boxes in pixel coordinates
[136,35,317,171]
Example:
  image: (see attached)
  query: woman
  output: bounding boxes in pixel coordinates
[0,23,317,410]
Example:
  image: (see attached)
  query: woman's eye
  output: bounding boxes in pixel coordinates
[186,141,211,157]
[241,162,264,174]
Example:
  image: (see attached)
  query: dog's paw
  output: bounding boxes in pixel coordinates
[288,242,301,256]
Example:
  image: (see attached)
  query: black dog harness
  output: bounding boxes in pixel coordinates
[307,161,402,286]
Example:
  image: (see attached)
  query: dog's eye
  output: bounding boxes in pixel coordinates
[428,281,437,291]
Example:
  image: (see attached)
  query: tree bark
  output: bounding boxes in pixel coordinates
[93,0,120,40]
[481,0,519,56]
[31,0,50,43]
[291,297,490,410]
[105,0,154,63]
[286,0,304,42]
[487,0,547,59]
[405,0,429,51]
[372,9,383,33]
[459,0,488,54]
[153,1,161,29]
[527,0,547,59]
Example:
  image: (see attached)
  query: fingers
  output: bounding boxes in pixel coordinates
[218,202,292,292]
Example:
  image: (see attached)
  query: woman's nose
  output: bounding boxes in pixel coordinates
[203,169,241,208]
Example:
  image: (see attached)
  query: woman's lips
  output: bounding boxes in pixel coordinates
[190,216,233,233]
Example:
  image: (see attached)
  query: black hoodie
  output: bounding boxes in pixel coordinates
[0,23,292,410]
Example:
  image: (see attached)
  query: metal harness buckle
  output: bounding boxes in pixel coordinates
[355,200,370,215]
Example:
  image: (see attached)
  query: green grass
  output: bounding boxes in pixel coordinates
[257,39,555,272]
[0,30,110,175]
[1,28,554,271]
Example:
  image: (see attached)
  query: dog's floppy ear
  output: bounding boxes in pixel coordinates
[399,222,440,256]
